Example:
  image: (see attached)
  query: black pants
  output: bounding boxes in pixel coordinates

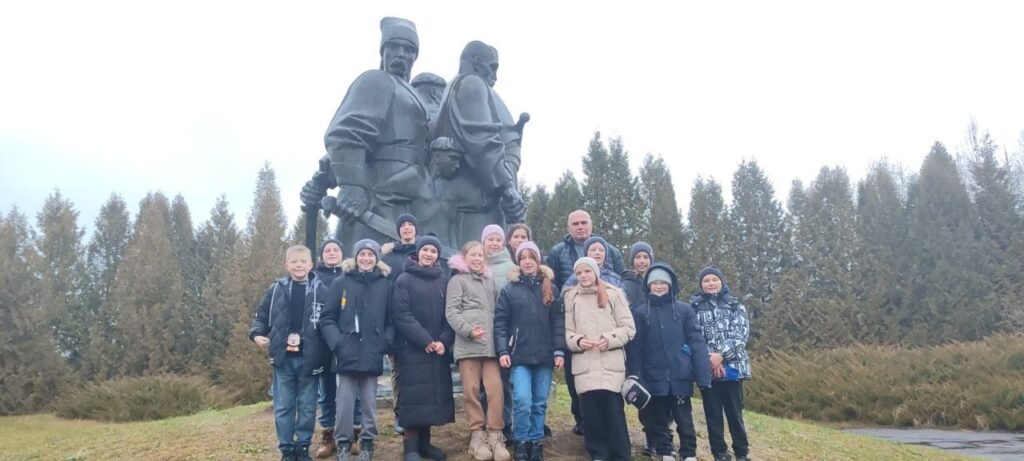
[580,390,631,461]
[640,395,697,457]
[564,354,582,425]
[701,380,749,458]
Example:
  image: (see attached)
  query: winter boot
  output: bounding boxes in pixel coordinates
[356,439,374,461]
[316,428,337,458]
[295,446,313,461]
[469,430,492,461]
[334,442,351,461]
[403,430,423,461]
[488,431,512,461]
[528,441,543,461]
[418,427,447,460]
[513,441,529,461]
[350,427,361,456]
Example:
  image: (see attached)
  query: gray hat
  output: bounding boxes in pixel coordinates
[353,239,381,262]
[646,267,673,287]
[380,17,419,54]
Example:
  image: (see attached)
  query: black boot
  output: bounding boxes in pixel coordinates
[418,427,447,460]
[356,439,373,461]
[528,441,543,461]
[403,429,422,461]
[513,441,529,461]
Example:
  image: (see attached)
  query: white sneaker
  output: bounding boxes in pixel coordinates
[662,456,677,461]
[683,457,698,461]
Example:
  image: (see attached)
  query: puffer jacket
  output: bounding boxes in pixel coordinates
[494,265,566,366]
[249,274,329,375]
[547,233,625,290]
[620,269,646,309]
[320,259,393,376]
[627,263,712,397]
[445,254,499,361]
[563,283,635,394]
[487,248,515,292]
[382,240,418,282]
[313,261,344,286]
[690,283,752,380]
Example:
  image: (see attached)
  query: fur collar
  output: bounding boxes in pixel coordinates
[507,264,554,283]
[340,258,392,276]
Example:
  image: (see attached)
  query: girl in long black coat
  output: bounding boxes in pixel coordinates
[391,237,455,461]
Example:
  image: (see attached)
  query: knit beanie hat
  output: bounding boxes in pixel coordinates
[396,213,418,234]
[416,235,442,255]
[319,238,344,258]
[573,257,601,278]
[583,236,610,256]
[699,265,725,284]
[481,224,504,242]
[515,241,541,263]
[353,239,381,262]
[646,267,673,287]
[629,241,654,263]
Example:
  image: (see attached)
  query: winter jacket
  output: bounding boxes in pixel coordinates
[382,240,417,282]
[562,265,624,291]
[494,265,566,366]
[313,261,344,286]
[487,248,515,292]
[320,259,394,376]
[391,255,456,426]
[547,233,625,291]
[445,254,499,361]
[626,263,712,397]
[690,283,752,380]
[249,274,329,375]
[563,283,635,394]
[621,270,647,310]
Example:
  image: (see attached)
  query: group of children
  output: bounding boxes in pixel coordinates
[250,213,751,461]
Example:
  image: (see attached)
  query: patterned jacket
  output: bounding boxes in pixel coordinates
[689,285,751,380]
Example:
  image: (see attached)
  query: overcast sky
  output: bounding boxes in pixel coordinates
[2,1,1022,232]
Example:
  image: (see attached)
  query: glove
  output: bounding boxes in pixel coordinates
[334,185,369,219]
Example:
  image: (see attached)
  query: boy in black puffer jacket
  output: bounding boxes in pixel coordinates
[321,239,393,460]
[626,263,711,461]
[250,245,330,461]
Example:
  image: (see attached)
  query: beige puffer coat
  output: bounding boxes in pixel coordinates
[563,283,635,394]
[445,254,499,361]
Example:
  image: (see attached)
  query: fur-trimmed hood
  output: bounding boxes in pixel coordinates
[448,254,492,278]
[340,258,392,276]
[507,264,554,283]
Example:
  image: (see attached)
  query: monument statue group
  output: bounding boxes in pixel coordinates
[301,17,529,255]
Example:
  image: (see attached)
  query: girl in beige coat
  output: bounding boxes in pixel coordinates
[446,241,512,461]
[564,257,636,461]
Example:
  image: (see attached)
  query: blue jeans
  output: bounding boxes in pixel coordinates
[272,355,318,454]
[510,364,553,442]
[318,372,336,428]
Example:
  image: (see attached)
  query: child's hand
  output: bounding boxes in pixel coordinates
[499,355,512,368]
[595,338,609,351]
[554,356,564,369]
[253,336,270,349]
[579,339,597,350]
[471,325,486,340]
[709,352,724,367]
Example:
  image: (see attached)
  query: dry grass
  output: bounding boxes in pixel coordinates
[0,383,980,461]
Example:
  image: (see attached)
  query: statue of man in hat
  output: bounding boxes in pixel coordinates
[429,40,528,246]
[301,17,437,251]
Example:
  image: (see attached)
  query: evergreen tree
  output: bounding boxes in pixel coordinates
[542,170,584,252]
[81,194,132,380]
[728,160,785,340]
[581,133,642,250]
[107,192,188,376]
[193,196,240,377]
[525,185,555,251]
[35,190,89,365]
[217,164,288,402]
[855,162,909,343]
[904,142,990,345]
[287,208,328,250]
[757,180,809,349]
[638,154,686,272]
[685,176,730,281]
[0,209,69,414]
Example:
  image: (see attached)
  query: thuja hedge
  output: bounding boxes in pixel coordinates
[56,375,233,422]
[745,334,1024,431]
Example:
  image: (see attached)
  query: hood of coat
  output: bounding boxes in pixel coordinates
[340,258,392,277]
[643,262,681,297]
[448,253,492,278]
[507,264,554,283]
